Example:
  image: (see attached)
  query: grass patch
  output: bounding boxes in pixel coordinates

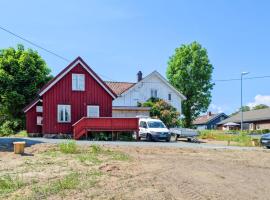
[30,171,103,199]
[0,175,25,195]
[32,172,80,199]
[199,130,255,146]
[78,153,102,165]
[59,140,77,154]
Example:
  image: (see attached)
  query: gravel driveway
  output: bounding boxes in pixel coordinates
[0,137,261,151]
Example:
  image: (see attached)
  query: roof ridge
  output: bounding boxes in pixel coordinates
[105,81,135,84]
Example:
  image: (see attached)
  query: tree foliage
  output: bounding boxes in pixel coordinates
[231,104,269,116]
[0,44,52,134]
[166,42,214,128]
[252,104,269,110]
[142,98,180,128]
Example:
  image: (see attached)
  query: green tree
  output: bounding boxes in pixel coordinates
[166,42,214,128]
[240,105,251,112]
[0,44,52,134]
[230,106,251,116]
[252,104,269,110]
[142,98,180,128]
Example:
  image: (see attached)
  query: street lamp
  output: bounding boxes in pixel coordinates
[241,71,249,131]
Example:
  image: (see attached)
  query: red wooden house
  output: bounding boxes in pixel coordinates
[23,57,138,139]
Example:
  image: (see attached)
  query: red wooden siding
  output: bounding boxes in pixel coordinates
[42,63,113,134]
[26,105,42,133]
[73,117,139,139]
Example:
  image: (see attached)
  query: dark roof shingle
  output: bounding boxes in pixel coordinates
[193,113,220,125]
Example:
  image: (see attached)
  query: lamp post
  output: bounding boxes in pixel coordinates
[241,72,249,131]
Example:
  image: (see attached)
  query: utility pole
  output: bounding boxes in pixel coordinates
[241,72,249,131]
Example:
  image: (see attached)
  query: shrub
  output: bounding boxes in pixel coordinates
[0,120,20,136]
[59,140,77,154]
[16,130,28,137]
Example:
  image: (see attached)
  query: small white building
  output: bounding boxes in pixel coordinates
[106,71,186,117]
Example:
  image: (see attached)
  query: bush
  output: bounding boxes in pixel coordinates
[16,130,28,137]
[0,120,20,136]
[59,140,77,154]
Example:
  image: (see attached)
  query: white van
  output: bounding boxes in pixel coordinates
[138,117,171,142]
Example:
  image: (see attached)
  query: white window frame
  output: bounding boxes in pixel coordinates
[151,89,158,98]
[57,105,71,123]
[72,74,85,91]
[36,106,43,112]
[37,116,43,125]
[87,105,100,117]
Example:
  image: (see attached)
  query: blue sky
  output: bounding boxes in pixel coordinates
[1,0,270,114]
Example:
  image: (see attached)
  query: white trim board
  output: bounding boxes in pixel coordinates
[23,99,40,113]
[39,59,116,99]
[120,70,186,100]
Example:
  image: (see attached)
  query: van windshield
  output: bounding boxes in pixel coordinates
[147,121,165,128]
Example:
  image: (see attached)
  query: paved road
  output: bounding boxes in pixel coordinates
[0,137,262,151]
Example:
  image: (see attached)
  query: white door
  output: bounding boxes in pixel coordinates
[139,121,148,138]
[87,105,100,117]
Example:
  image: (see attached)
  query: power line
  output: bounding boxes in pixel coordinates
[0,25,70,62]
[0,25,116,81]
[2,25,270,83]
[214,75,270,82]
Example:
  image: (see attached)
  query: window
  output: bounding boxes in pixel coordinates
[147,121,165,128]
[151,89,158,98]
[168,93,172,101]
[72,74,85,91]
[87,105,100,117]
[57,105,71,123]
[139,121,147,128]
[37,116,43,125]
[36,106,43,112]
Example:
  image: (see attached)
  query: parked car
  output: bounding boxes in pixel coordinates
[170,128,199,142]
[138,118,171,142]
[260,133,270,148]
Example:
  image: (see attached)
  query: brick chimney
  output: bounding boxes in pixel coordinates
[208,111,212,117]
[137,71,142,82]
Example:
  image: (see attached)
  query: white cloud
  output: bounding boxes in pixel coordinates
[247,95,270,108]
[209,103,223,113]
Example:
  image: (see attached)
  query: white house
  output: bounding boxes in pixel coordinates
[106,71,186,117]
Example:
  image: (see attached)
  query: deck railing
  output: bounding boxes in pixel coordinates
[73,117,139,140]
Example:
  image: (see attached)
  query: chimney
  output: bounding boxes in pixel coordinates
[208,111,212,117]
[137,71,142,82]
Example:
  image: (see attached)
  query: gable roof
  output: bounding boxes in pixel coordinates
[193,113,227,125]
[24,57,117,113]
[218,108,270,125]
[38,57,117,98]
[105,81,135,96]
[117,71,186,100]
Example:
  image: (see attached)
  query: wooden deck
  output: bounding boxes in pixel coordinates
[73,117,139,140]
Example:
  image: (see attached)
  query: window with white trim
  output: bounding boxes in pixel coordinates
[87,105,100,117]
[72,74,85,91]
[36,106,43,112]
[151,89,158,98]
[37,116,43,125]
[57,105,71,123]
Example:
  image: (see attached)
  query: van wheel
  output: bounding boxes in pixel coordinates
[146,134,152,142]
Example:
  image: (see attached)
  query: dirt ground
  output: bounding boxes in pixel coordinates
[1,144,270,200]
